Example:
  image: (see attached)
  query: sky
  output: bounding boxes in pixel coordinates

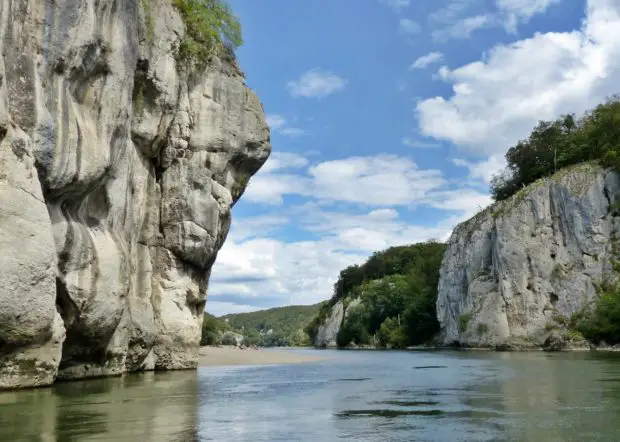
[207,0,620,316]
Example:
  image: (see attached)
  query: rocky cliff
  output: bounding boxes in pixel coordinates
[0,0,270,389]
[437,163,619,348]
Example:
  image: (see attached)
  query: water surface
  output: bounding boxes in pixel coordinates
[3,350,620,441]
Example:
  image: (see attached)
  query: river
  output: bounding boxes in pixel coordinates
[2,349,620,441]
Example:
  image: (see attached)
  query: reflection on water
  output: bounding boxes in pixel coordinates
[2,350,620,441]
[0,371,198,442]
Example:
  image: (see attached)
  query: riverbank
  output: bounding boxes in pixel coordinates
[198,346,328,367]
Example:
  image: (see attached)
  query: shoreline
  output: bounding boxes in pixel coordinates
[198,346,328,367]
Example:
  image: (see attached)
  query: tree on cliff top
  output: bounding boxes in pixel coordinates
[173,0,243,68]
[490,95,620,201]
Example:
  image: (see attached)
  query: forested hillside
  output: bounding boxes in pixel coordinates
[221,304,324,346]
[306,242,446,348]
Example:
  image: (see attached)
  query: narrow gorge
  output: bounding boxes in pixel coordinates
[0,0,270,389]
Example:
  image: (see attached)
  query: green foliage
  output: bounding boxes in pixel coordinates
[221,303,324,347]
[310,241,446,348]
[575,287,620,344]
[231,173,250,200]
[377,317,408,348]
[477,323,489,335]
[490,96,620,201]
[173,0,243,69]
[459,313,472,333]
[551,313,568,326]
[337,305,371,347]
[200,312,230,345]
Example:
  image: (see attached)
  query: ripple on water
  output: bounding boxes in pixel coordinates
[334,409,505,419]
[335,378,372,382]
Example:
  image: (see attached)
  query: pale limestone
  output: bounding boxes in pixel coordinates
[437,164,619,348]
[0,0,270,388]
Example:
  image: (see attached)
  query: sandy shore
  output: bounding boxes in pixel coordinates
[198,346,328,367]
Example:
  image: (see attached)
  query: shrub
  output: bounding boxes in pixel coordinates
[575,287,620,344]
[477,323,489,335]
[173,0,243,69]
[337,306,370,347]
[377,317,408,348]
[459,313,472,333]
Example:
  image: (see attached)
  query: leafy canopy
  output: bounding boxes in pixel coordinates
[172,0,243,68]
[490,96,620,201]
[308,241,446,349]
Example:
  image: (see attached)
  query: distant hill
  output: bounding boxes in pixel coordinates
[219,303,326,347]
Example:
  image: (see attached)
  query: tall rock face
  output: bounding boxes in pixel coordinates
[437,164,619,348]
[314,301,343,348]
[0,0,270,389]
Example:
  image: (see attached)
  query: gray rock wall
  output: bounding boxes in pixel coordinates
[437,163,619,347]
[0,0,270,388]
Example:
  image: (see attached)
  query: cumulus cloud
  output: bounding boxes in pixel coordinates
[418,0,620,156]
[399,18,422,34]
[432,14,493,41]
[410,51,445,69]
[208,205,473,313]
[452,155,507,184]
[266,114,306,137]
[429,0,560,41]
[287,69,347,99]
[497,0,562,32]
[244,153,448,207]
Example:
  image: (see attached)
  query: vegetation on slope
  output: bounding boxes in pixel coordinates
[173,0,243,67]
[200,312,232,345]
[490,96,620,201]
[140,1,242,67]
[306,242,446,349]
[221,304,324,347]
[573,285,620,346]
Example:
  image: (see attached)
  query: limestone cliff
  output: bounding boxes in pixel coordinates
[314,301,343,348]
[0,0,270,389]
[437,163,619,348]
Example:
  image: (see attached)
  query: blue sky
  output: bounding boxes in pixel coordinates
[207,0,620,316]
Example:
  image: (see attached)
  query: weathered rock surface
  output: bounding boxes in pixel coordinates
[437,164,619,348]
[315,300,344,348]
[543,330,591,352]
[0,0,270,389]
[314,297,363,348]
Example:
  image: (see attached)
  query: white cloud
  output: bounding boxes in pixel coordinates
[208,206,472,312]
[207,302,260,317]
[497,0,562,32]
[452,155,507,184]
[266,114,286,130]
[410,51,445,69]
[429,0,559,41]
[432,14,493,41]
[260,152,308,173]
[308,155,446,206]
[245,153,449,206]
[287,69,347,99]
[266,114,306,137]
[399,18,422,34]
[402,137,441,149]
[418,0,620,156]
[379,0,411,12]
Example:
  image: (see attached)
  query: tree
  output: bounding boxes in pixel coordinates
[490,96,620,201]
